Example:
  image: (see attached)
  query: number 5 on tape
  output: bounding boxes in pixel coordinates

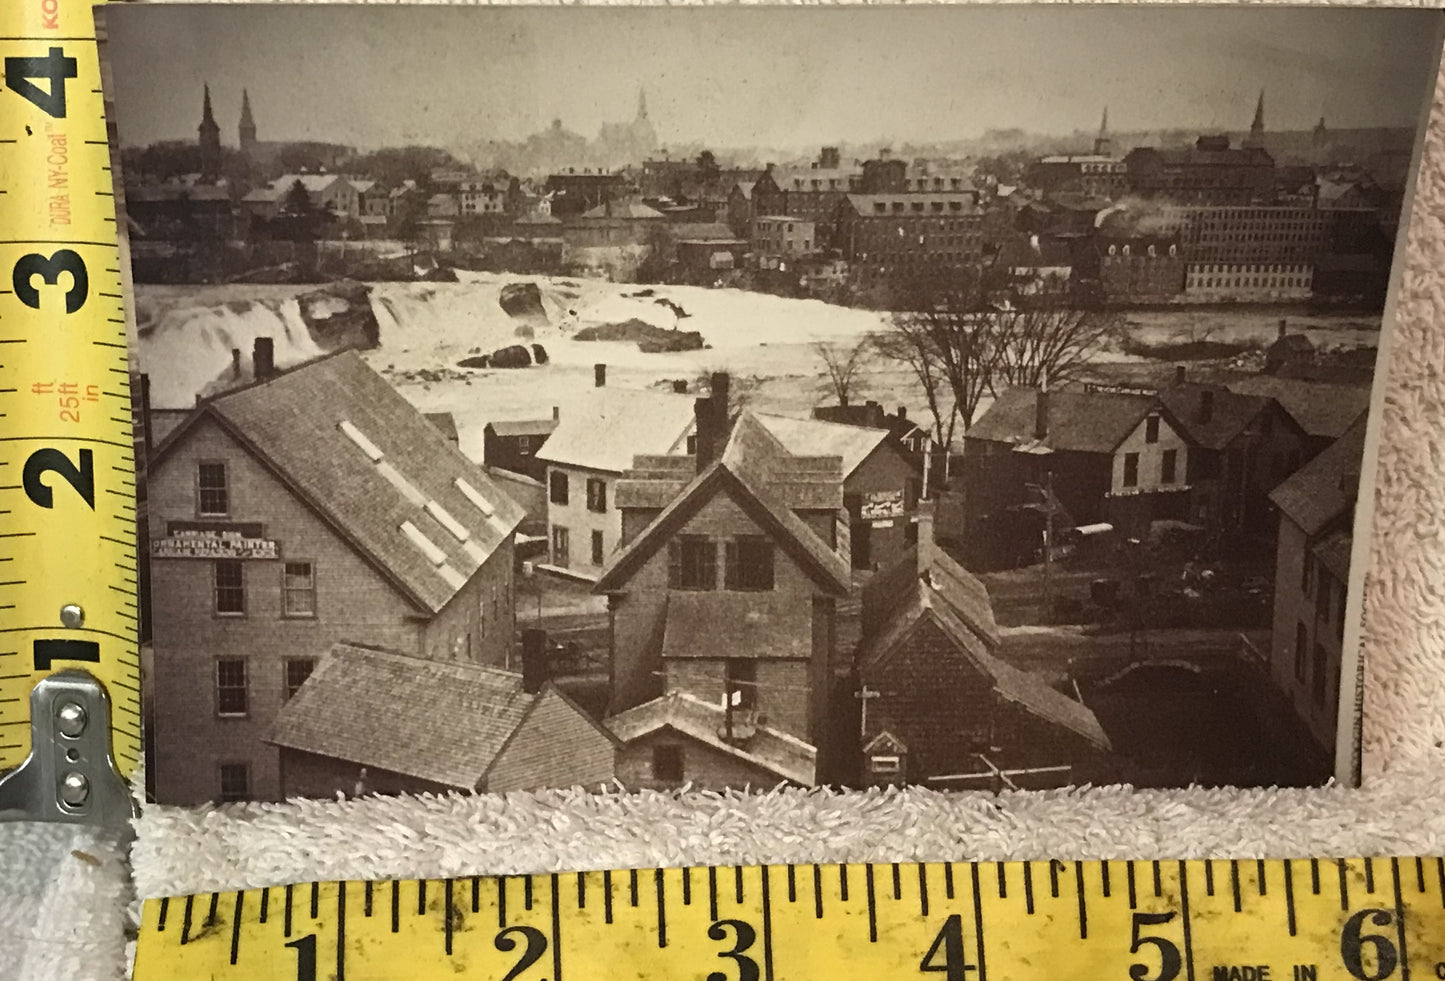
[0,0,138,825]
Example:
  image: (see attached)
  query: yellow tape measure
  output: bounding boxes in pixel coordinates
[0,0,139,796]
[133,857,1445,980]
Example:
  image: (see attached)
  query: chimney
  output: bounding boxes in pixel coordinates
[1199,389,1215,424]
[672,379,688,394]
[552,405,560,422]
[1174,365,1186,386]
[1034,386,1049,441]
[520,628,547,695]
[1277,319,1288,340]
[710,371,731,428]
[694,396,718,473]
[231,348,242,380]
[879,147,892,162]
[253,337,275,381]
[594,363,607,388]
[896,405,907,421]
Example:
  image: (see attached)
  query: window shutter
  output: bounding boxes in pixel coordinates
[668,540,682,589]
[703,541,718,590]
[725,540,739,590]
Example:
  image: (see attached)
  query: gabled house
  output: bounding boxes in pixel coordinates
[1223,375,1372,458]
[595,401,853,787]
[855,523,1111,789]
[1267,414,1366,755]
[961,387,1190,569]
[483,409,558,483]
[535,374,697,581]
[1159,379,1308,532]
[144,347,526,805]
[756,413,920,571]
[269,641,616,798]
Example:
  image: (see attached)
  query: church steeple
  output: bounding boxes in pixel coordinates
[239,88,256,155]
[198,83,221,181]
[1093,106,1112,156]
[1244,90,1266,149]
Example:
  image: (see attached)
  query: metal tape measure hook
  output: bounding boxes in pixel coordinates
[0,670,137,826]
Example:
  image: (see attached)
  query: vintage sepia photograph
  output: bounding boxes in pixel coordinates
[101,3,1441,806]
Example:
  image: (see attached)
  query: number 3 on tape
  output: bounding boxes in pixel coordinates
[0,0,139,825]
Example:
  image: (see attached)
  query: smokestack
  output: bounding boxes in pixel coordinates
[1034,386,1049,441]
[710,372,731,429]
[694,396,717,473]
[552,405,560,422]
[594,363,607,388]
[1174,365,1186,386]
[231,348,242,380]
[1199,389,1215,424]
[253,337,275,381]
[521,628,547,695]
[672,379,688,393]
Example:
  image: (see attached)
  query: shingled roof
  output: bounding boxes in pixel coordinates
[754,413,891,481]
[536,388,695,474]
[859,542,1108,751]
[1159,384,1284,451]
[152,350,525,614]
[268,643,600,790]
[596,413,850,595]
[1270,414,1368,537]
[1223,376,1371,441]
[606,690,816,785]
[968,387,1162,455]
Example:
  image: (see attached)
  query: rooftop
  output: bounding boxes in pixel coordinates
[536,388,695,474]
[606,690,816,786]
[1270,413,1368,536]
[1223,376,1371,440]
[754,413,891,481]
[968,387,1161,455]
[1159,384,1279,451]
[153,351,525,614]
[269,643,541,790]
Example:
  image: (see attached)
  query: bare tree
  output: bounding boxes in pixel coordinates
[812,339,873,407]
[990,302,1124,391]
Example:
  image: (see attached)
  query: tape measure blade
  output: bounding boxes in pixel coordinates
[0,0,138,791]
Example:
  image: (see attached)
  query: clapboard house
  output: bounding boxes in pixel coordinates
[483,410,558,483]
[961,387,1190,569]
[595,399,853,789]
[855,521,1112,789]
[1159,379,1308,534]
[1267,414,1366,756]
[144,348,525,805]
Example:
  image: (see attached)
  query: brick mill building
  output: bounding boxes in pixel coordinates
[145,349,525,804]
[596,402,853,790]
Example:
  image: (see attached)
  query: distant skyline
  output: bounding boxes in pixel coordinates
[103,5,1442,155]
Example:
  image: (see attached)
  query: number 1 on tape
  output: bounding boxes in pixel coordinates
[0,0,140,800]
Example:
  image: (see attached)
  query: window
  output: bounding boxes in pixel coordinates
[1295,623,1308,683]
[669,536,717,590]
[1317,573,1332,623]
[1161,449,1177,485]
[551,526,570,568]
[214,560,244,615]
[1145,415,1160,444]
[1301,552,1314,594]
[586,478,608,513]
[282,561,316,617]
[218,763,250,803]
[216,658,248,717]
[1123,453,1139,488]
[725,536,775,591]
[549,471,569,505]
[652,745,684,783]
[197,462,229,516]
[1312,644,1329,705]
[725,659,758,710]
[285,658,315,699]
[591,530,605,567]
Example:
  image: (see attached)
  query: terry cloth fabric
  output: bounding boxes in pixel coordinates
[8,6,1445,981]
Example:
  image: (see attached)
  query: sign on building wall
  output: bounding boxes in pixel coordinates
[860,490,905,521]
[152,521,280,560]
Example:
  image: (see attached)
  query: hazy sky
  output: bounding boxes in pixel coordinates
[103,4,1443,153]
